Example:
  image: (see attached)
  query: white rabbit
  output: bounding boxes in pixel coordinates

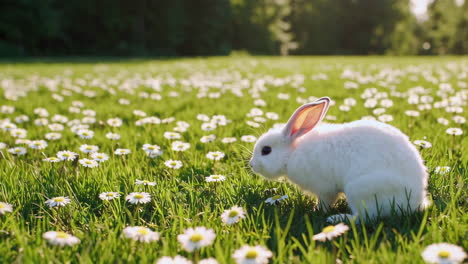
[250,97,430,223]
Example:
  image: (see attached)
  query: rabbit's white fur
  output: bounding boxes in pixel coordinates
[250,98,430,222]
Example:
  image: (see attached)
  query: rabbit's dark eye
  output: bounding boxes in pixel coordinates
[261,146,272,156]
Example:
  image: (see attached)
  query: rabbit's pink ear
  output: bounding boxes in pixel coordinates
[283,97,330,142]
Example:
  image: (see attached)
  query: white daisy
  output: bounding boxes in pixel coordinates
[437,118,450,126]
[79,158,99,168]
[10,128,27,138]
[199,258,218,264]
[312,223,349,241]
[434,166,451,175]
[15,139,31,145]
[28,140,48,150]
[1,105,15,114]
[221,137,237,143]
[0,202,13,215]
[201,122,217,131]
[99,192,121,201]
[82,109,96,116]
[446,128,463,136]
[34,118,49,126]
[171,141,190,152]
[197,114,210,121]
[378,114,393,123]
[57,150,78,161]
[177,226,216,252]
[142,144,161,154]
[1,122,17,132]
[156,256,192,264]
[147,150,163,158]
[125,192,151,204]
[114,148,131,155]
[51,114,68,123]
[405,110,420,117]
[43,157,61,163]
[200,134,216,143]
[133,110,147,117]
[206,151,225,161]
[221,206,246,225]
[91,152,109,162]
[414,140,432,149]
[164,131,181,139]
[265,195,288,204]
[206,175,226,182]
[106,132,121,140]
[107,118,123,127]
[43,231,80,247]
[123,226,160,243]
[173,126,187,132]
[135,179,156,186]
[241,135,257,142]
[452,116,466,124]
[421,243,466,264]
[48,123,64,131]
[164,159,183,169]
[34,108,49,117]
[266,112,279,120]
[45,132,62,140]
[77,129,94,139]
[232,245,273,264]
[79,144,99,153]
[8,147,27,156]
[45,196,71,208]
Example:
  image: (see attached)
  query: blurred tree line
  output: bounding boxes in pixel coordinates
[0,0,466,56]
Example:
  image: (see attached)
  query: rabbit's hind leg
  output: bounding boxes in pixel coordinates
[343,172,414,221]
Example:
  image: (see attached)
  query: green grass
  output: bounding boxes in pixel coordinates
[0,56,466,263]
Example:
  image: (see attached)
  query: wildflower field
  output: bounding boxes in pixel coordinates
[0,57,466,263]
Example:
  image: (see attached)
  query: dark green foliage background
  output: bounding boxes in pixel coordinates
[0,0,466,56]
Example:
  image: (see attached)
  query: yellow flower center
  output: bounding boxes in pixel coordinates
[54,197,65,202]
[85,161,92,164]
[0,204,4,208]
[143,180,149,184]
[438,250,450,258]
[190,233,203,242]
[245,249,258,259]
[106,193,114,197]
[323,226,335,233]
[271,195,282,200]
[56,232,69,238]
[137,228,149,235]
[228,210,239,217]
[170,162,176,166]
[212,176,219,179]
[134,194,144,199]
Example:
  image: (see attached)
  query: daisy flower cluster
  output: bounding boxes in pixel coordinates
[0,59,466,263]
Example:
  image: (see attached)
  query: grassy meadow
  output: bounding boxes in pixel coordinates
[0,56,466,263]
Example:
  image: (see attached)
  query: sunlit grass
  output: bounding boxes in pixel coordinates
[0,56,466,263]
